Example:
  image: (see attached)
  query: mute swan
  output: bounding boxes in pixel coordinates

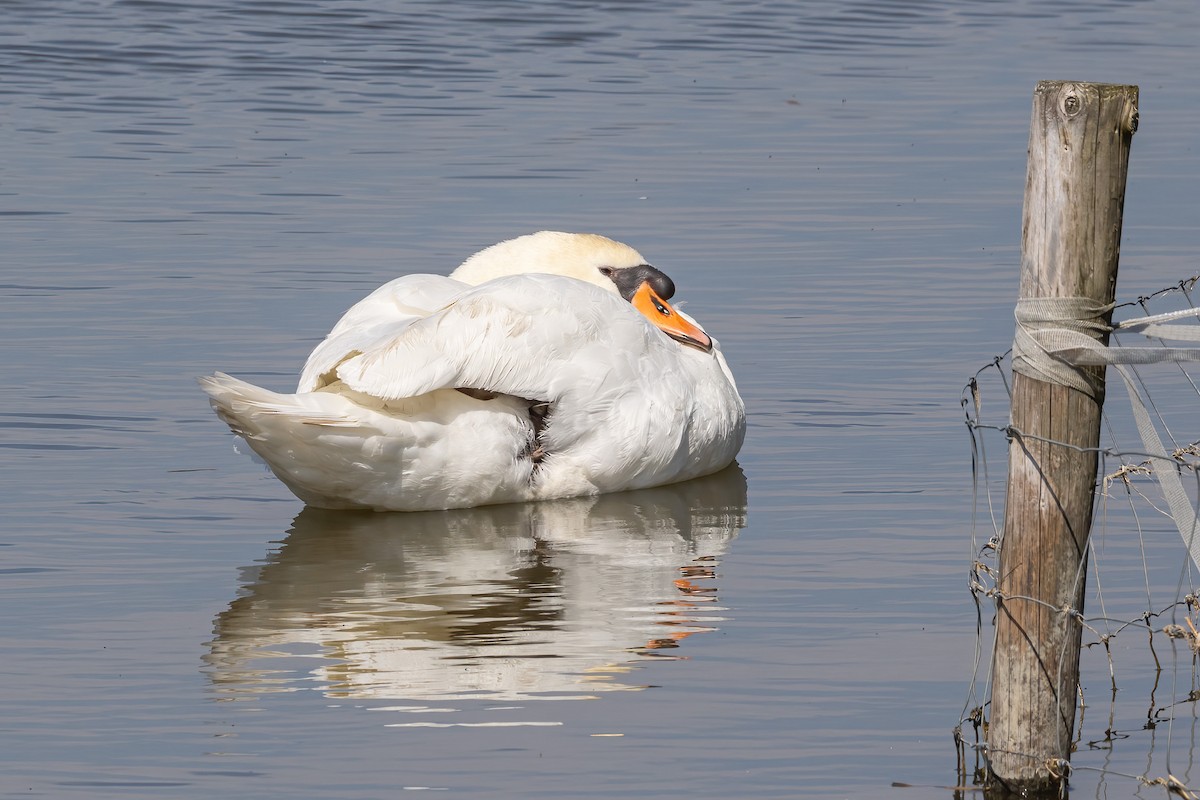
[200,231,745,511]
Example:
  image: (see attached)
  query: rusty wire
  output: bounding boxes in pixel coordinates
[961,276,1200,797]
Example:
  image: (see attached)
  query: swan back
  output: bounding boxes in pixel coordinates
[449,231,647,293]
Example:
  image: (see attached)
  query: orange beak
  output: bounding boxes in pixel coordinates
[630,282,713,352]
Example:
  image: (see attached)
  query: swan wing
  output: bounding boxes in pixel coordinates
[298,274,469,392]
[333,273,652,403]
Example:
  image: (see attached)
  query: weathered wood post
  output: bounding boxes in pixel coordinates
[987,81,1138,795]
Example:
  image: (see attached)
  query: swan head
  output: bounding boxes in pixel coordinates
[450,231,713,352]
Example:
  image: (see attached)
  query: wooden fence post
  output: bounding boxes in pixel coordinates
[987,81,1139,795]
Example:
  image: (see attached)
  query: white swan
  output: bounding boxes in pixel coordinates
[200,231,745,511]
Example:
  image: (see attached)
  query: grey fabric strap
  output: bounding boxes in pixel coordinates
[1012,297,1114,397]
[1011,296,1200,569]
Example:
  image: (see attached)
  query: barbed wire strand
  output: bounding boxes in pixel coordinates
[963,275,1200,797]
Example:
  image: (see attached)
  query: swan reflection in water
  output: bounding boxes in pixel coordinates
[205,466,747,708]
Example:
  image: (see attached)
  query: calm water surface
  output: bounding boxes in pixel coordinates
[3,1,1200,797]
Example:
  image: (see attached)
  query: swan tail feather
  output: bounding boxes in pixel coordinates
[199,372,355,437]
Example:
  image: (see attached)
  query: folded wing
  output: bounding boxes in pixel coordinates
[331,273,661,406]
[298,274,468,392]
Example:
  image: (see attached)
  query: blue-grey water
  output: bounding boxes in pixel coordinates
[3,1,1199,797]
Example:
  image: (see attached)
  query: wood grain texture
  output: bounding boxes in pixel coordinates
[988,81,1138,795]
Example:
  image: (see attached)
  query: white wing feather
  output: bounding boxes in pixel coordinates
[333,274,657,404]
[297,274,468,392]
